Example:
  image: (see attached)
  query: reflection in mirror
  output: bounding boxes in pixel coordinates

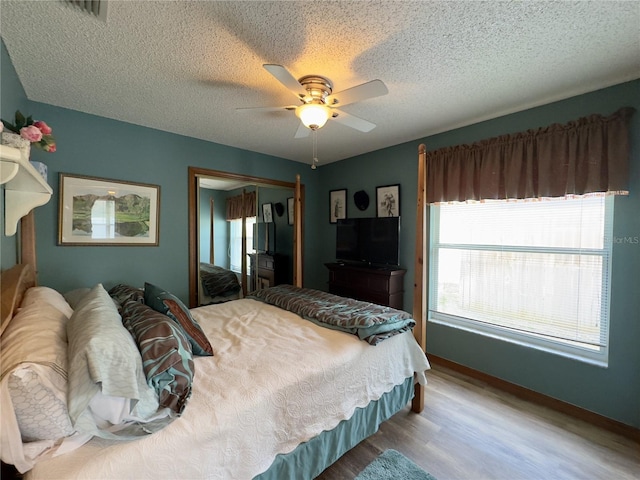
[250,186,294,292]
[198,178,254,305]
[189,168,301,308]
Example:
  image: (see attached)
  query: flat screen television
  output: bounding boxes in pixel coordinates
[253,222,275,254]
[336,217,400,267]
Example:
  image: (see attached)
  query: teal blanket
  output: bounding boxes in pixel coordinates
[247,285,415,345]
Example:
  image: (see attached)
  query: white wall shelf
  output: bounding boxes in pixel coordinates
[0,144,52,236]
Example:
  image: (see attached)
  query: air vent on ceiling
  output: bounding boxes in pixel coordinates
[63,0,108,22]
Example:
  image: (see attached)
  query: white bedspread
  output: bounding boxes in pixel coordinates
[26,299,430,480]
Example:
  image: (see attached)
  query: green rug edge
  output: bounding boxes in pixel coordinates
[354,449,437,480]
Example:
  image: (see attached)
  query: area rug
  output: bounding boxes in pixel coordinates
[355,449,437,480]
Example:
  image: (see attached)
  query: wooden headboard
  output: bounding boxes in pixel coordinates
[1,263,35,335]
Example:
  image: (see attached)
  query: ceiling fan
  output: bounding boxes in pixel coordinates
[238,64,388,138]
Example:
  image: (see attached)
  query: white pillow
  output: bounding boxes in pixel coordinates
[19,286,73,319]
[0,292,75,473]
[66,284,161,439]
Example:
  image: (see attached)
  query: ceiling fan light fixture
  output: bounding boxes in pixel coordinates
[296,103,331,130]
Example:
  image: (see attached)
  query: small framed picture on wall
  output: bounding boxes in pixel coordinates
[376,184,400,217]
[287,197,294,225]
[262,202,273,223]
[329,189,347,223]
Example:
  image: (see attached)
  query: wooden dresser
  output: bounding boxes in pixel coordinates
[325,262,406,309]
[249,253,288,290]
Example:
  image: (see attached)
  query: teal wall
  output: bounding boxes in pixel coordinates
[211,190,229,267]
[316,140,419,296]
[2,37,638,428]
[317,80,640,428]
[198,188,216,265]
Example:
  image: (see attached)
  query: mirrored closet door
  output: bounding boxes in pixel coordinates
[188,167,302,308]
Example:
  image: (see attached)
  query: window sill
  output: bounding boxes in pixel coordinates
[429,315,608,368]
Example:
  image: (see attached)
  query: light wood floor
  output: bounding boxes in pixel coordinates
[316,364,640,480]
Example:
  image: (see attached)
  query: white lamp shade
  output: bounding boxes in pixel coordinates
[296,104,331,129]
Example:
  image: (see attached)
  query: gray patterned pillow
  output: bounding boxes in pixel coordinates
[8,369,74,442]
[120,300,194,415]
[108,284,144,310]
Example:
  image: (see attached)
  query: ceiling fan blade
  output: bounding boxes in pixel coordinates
[236,105,297,112]
[330,109,377,133]
[294,122,310,139]
[326,80,388,107]
[263,64,306,99]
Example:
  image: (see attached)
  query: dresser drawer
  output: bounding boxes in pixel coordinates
[258,256,274,269]
[325,263,406,309]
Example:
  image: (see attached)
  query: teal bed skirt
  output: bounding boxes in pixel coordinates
[255,376,415,480]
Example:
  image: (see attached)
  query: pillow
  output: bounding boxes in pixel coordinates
[20,286,73,318]
[144,282,213,356]
[7,368,74,442]
[1,293,75,472]
[120,300,194,415]
[66,284,160,439]
[108,284,144,310]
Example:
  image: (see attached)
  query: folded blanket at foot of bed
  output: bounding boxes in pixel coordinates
[247,285,415,344]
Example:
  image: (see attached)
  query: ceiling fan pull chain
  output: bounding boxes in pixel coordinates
[311,129,318,169]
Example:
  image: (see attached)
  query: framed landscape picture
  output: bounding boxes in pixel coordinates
[329,189,347,223]
[58,173,160,245]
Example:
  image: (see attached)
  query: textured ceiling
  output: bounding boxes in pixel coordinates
[1,1,639,166]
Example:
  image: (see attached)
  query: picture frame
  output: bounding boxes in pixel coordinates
[262,202,274,223]
[376,184,400,217]
[329,189,347,224]
[58,173,160,246]
[287,197,294,225]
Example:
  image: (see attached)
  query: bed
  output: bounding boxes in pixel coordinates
[198,262,242,305]
[0,265,430,480]
[2,149,430,479]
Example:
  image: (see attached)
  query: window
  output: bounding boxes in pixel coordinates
[429,195,613,365]
[229,217,256,273]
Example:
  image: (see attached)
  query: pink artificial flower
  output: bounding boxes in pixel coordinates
[20,125,43,143]
[33,120,52,135]
[44,143,57,153]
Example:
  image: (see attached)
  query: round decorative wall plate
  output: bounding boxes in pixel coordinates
[353,190,369,211]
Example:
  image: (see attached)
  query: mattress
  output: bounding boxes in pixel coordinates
[26,298,430,479]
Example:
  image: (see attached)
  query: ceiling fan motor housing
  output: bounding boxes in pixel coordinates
[298,75,333,104]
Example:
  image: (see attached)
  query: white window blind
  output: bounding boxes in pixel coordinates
[229,217,256,273]
[429,195,613,365]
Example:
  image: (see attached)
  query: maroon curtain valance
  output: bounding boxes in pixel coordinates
[226,191,256,220]
[426,107,635,204]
